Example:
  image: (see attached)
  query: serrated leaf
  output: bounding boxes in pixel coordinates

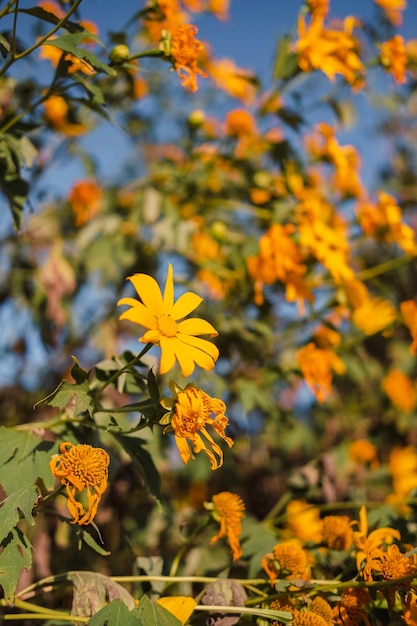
[89,599,142,625]
[0,484,40,539]
[39,379,93,417]
[133,595,181,626]
[73,73,106,105]
[113,434,161,500]
[0,527,32,603]
[44,32,116,76]
[70,355,90,384]
[68,571,135,617]
[0,427,56,494]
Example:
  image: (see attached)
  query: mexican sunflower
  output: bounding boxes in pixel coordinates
[118,264,219,377]
[162,382,234,469]
[207,491,245,560]
[49,442,110,525]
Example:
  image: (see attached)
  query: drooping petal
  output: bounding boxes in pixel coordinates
[177,317,218,337]
[118,298,157,330]
[162,264,175,314]
[172,291,203,320]
[175,434,192,463]
[159,336,177,374]
[129,273,163,317]
[177,333,219,361]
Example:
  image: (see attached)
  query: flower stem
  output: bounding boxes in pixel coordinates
[94,343,153,396]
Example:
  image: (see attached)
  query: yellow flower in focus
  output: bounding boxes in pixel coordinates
[262,539,309,586]
[380,35,408,84]
[382,369,416,412]
[294,15,365,87]
[156,596,197,624]
[165,24,207,93]
[371,543,416,581]
[352,506,401,581]
[49,442,110,525]
[349,439,378,469]
[208,491,245,560]
[285,500,323,543]
[69,179,102,227]
[375,0,406,26]
[297,343,345,403]
[401,300,417,355]
[162,382,233,469]
[118,264,219,377]
[333,588,371,626]
[292,610,330,626]
[322,515,353,551]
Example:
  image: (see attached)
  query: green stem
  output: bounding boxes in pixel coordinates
[10,0,19,58]
[126,49,164,62]
[0,0,17,21]
[168,518,211,579]
[357,254,413,281]
[94,343,153,396]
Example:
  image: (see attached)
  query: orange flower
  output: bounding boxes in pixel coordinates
[208,491,245,560]
[389,446,417,501]
[43,95,85,136]
[382,369,416,412]
[333,588,371,626]
[224,108,257,136]
[285,500,323,543]
[207,57,257,104]
[294,15,365,87]
[297,343,345,403]
[401,300,417,355]
[307,0,329,19]
[262,539,309,586]
[69,180,102,227]
[322,515,353,551]
[49,442,110,525]
[375,0,406,27]
[405,592,417,626]
[380,35,408,84]
[118,264,219,377]
[164,24,207,93]
[352,296,397,335]
[348,439,378,468]
[162,382,233,469]
[371,543,416,581]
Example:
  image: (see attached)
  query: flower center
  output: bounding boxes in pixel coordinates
[157,314,178,338]
[65,445,109,487]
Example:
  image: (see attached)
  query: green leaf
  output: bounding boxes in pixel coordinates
[0,427,56,494]
[72,73,106,105]
[19,7,84,33]
[113,434,161,501]
[0,484,40,539]
[74,527,111,556]
[37,378,94,417]
[70,355,90,384]
[273,34,299,81]
[88,599,142,626]
[0,527,32,603]
[133,595,181,626]
[43,32,117,76]
[147,369,160,405]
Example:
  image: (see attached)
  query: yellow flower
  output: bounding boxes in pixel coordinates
[118,264,219,377]
[207,57,257,104]
[262,539,309,585]
[348,439,378,468]
[352,296,397,336]
[375,0,406,27]
[401,300,417,355]
[208,491,245,560]
[310,597,333,625]
[322,515,353,551]
[297,343,345,403]
[157,596,197,624]
[382,369,416,412]
[371,543,416,581]
[165,24,207,93]
[49,442,110,525]
[162,382,233,469]
[285,500,323,543]
[352,506,401,581]
[380,35,408,84]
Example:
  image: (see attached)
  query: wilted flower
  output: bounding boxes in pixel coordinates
[207,491,245,560]
[49,442,110,525]
[118,264,219,377]
[162,382,233,469]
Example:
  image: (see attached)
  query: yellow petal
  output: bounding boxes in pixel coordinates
[172,292,203,320]
[159,336,177,375]
[128,273,163,317]
[174,435,192,464]
[177,318,218,337]
[178,333,219,361]
[156,596,197,625]
[162,264,174,314]
[118,298,157,329]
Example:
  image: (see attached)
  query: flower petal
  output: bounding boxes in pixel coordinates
[141,329,162,343]
[118,298,157,329]
[162,264,174,314]
[128,273,163,317]
[177,318,218,337]
[172,292,203,320]
[159,336,177,375]
[156,597,197,626]
[177,333,219,361]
